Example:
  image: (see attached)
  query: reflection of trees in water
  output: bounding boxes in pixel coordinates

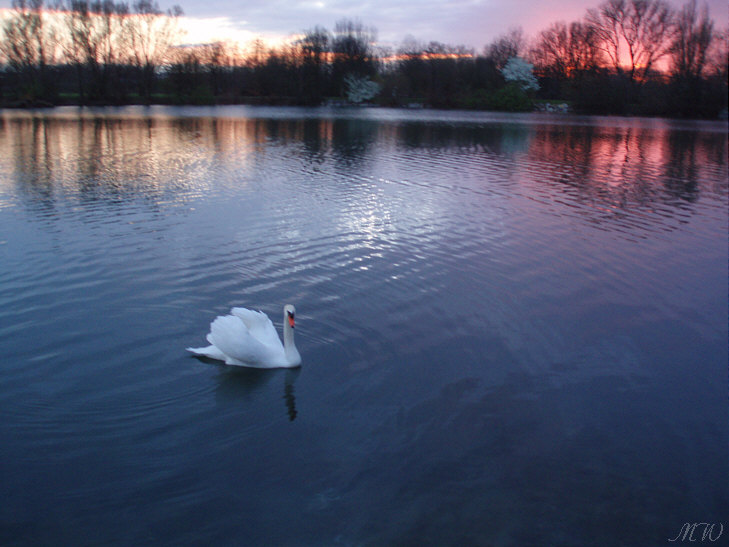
[662,129,727,202]
[395,122,532,155]
[4,117,58,214]
[526,123,727,214]
[301,118,327,163]
[4,112,724,225]
[234,116,381,169]
[330,118,379,169]
[5,115,177,213]
[172,115,531,166]
[179,116,379,169]
[663,130,701,202]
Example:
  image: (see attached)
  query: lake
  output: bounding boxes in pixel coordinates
[0,106,727,546]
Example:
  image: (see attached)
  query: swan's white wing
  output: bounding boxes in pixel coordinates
[208,314,283,367]
[230,307,281,349]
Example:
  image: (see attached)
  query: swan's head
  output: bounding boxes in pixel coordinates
[284,304,296,329]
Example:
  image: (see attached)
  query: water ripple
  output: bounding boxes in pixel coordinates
[0,108,726,546]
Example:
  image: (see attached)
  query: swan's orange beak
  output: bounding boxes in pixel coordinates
[288,314,295,329]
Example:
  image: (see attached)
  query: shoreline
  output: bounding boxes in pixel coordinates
[2,101,727,124]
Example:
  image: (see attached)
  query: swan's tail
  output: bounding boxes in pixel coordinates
[186,345,227,361]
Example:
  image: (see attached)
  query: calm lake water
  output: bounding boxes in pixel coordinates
[0,106,727,546]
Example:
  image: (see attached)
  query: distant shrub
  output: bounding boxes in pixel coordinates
[490,83,533,111]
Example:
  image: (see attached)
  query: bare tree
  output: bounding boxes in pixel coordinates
[298,26,330,103]
[329,19,377,98]
[207,41,240,96]
[128,0,184,102]
[398,35,421,57]
[100,0,129,68]
[669,0,714,80]
[332,19,377,76]
[484,27,525,69]
[0,0,56,99]
[532,20,603,79]
[299,26,329,65]
[570,20,604,73]
[165,45,207,103]
[64,0,131,101]
[587,0,674,84]
[65,0,98,100]
[2,0,43,72]
[705,26,728,79]
[531,22,570,79]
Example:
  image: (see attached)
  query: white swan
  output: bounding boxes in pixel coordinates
[187,305,301,368]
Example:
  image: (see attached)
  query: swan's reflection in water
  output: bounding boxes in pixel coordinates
[210,361,301,421]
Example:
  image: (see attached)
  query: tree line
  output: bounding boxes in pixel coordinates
[0,0,182,104]
[1,0,726,118]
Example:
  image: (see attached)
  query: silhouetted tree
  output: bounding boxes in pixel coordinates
[64,0,131,102]
[206,41,241,99]
[666,1,714,115]
[298,26,330,104]
[0,0,725,117]
[587,0,674,85]
[128,0,183,103]
[331,19,377,96]
[669,0,713,80]
[165,42,241,104]
[166,47,203,103]
[530,19,603,99]
[532,20,602,80]
[484,27,525,69]
[392,36,428,100]
[387,38,479,107]
[0,0,58,102]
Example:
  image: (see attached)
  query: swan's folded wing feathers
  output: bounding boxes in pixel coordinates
[230,307,261,328]
[231,307,281,348]
[208,314,280,366]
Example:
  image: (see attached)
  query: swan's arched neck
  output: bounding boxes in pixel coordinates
[282,305,301,366]
[283,319,295,350]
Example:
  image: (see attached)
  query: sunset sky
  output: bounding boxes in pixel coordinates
[1,0,727,50]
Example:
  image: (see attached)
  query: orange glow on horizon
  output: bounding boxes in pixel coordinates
[381,52,475,63]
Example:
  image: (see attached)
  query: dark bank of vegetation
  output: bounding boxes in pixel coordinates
[1,0,727,118]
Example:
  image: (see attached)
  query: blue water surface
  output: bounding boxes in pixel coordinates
[0,106,727,546]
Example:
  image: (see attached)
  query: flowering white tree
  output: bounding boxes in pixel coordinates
[343,73,380,103]
[501,57,539,92]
